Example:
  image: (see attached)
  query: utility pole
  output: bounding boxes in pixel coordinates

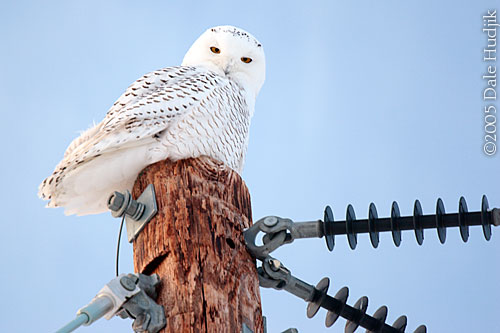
[131,156,264,332]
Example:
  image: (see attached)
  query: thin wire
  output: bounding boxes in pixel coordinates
[116,215,125,276]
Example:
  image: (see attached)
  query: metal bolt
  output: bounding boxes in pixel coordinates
[263,216,279,227]
[107,190,145,220]
[126,199,145,220]
[269,259,282,271]
[120,276,137,291]
[108,191,125,212]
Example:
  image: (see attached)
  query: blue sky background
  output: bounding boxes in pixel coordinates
[1,1,499,332]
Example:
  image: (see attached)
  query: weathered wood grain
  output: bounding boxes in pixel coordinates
[132,157,263,333]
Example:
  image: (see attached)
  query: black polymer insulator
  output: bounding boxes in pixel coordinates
[368,203,380,248]
[325,287,348,327]
[307,277,330,319]
[413,325,427,333]
[324,206,335,251]
[367,306,388,333]
[321,195,494,250]
[391,201,402,247]
[436,198,446,244]
[316,288,410,333]
[345,296,368,333]
[482,195,492,241]
[346,204,357,250]
[392,315,407,331]
[413,200,424,245]
[458,196,469,242]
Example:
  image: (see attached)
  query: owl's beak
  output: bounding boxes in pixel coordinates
[223,60,234,75]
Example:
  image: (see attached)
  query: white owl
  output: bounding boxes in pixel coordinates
[38,25,265,216]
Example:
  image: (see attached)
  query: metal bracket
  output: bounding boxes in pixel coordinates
[107,184,158,242]
[116,273,166,333]
[241,323,254,333]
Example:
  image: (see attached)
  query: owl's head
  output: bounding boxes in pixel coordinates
[182,26,266,98]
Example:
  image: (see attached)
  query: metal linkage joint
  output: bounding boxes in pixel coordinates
[108,184,158,242]
[244,216,323,260]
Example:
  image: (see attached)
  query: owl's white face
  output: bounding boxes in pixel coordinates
[182,26,266,99]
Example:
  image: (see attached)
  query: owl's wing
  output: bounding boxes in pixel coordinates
[67,66,223,160]
[39,66,225,201]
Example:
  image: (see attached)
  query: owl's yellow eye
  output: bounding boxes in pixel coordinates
[241,57,252,63]
[210,46,220,54]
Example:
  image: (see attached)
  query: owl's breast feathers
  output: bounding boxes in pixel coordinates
[38,66,253,215]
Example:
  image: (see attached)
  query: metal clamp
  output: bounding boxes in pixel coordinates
[56,273,166,333]
[108,184,158,242]
[116,274,166,333]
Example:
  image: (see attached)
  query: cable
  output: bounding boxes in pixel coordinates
[55,313,89,333]
[116,215,125,276]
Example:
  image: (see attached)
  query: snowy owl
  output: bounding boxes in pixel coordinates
[38,25,265,216]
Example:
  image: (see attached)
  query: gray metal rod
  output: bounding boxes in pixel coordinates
[292,221,324,239]
[55,313,89,333]
[283,275,316,302]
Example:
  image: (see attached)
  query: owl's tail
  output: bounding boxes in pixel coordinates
[38,143,160,216]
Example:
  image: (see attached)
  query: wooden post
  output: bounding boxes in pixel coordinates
[132,156,263,333]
